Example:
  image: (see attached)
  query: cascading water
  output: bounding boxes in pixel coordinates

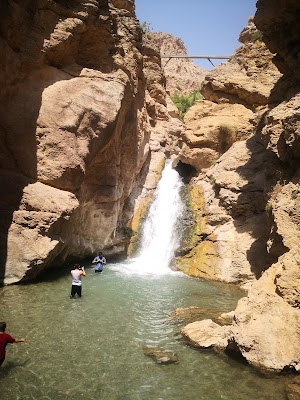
[129,160,185,275]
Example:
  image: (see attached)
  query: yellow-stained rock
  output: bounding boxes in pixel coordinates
[175,181,221,279]
[177,237,219,280]
[127,195,152,256]
[127,155,166,256]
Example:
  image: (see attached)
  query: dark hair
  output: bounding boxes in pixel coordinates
[74,264,80,269]
[0,322,6,332]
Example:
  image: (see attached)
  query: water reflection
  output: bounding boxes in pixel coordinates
[0,265,288,400]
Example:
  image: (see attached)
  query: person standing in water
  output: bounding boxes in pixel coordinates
[92,252,106,273]
[0,322,25,366]
[70,264,86,298]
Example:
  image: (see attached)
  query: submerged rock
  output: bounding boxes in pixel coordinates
[286,376,300,400]
[143,346,178,365]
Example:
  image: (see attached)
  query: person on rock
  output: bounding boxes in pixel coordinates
[0,322,25,366]
[92,252,106,273]
[70,264,86,298]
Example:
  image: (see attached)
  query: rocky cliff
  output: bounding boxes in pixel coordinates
[178,4,300,374]
[0,0,184,284]
[148,32,207,95]
[1,0,299,380]
[176,16,283,285]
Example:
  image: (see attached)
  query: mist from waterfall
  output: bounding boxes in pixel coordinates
[126,160,185,275]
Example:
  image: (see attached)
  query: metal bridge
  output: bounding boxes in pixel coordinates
[160,54,230,67]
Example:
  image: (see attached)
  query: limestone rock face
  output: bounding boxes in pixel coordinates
[179,101,254,171]
[5,177,79,284]
[179,0,300,373]
[149,32,207,95]
[259,93,300,166]
[201,17,282,107]
[176,17,282,176]
[254,0,300,82]
[229,262,300,372]
[182,264,300,372]
[0,0,184,283]
[176,138,282,284]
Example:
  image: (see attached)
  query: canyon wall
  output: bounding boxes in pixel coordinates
[175,16,283,286]
[149,32,207,95]
[0,0,184,284]
[179,2,300,374]
[1,0,299,378]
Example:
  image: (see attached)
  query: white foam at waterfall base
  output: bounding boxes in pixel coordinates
[119,160,185,276]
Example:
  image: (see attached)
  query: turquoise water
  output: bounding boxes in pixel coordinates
[0,262,288,400]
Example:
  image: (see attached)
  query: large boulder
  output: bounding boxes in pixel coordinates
[4,176,79,284]
[182,265,300,372]
[229,259,300,372]
[179,100,254,172]
[181,319,230,350]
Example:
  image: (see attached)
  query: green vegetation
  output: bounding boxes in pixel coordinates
[251,30,263,42]
[140,21,152,34]
[219,124,236,154]
[171,90,202,119]
[265,202,273,214]
[123,227,135,238]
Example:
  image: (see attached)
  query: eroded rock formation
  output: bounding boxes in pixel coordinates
[148,32,207,95]
[178,2,300,373]
[1,0,299,379]
[0,0,184,283]
[175,16,283,285]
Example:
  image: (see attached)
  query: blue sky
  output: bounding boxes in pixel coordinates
[134,0,257,69]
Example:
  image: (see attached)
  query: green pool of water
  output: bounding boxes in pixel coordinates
[0,262,288,399]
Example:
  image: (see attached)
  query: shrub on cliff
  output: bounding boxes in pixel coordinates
[171,90,202,119]
[218,124,237,154]
[140,21,153,39]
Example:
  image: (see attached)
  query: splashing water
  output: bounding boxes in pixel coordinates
[126,160,185,275]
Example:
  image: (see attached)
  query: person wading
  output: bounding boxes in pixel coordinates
[0,322,25,366]
[70,264,86,298]
[92,252,106,273]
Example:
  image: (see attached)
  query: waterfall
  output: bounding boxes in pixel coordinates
[127,160,185,275]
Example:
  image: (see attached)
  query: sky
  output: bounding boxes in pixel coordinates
[134,0,257,70]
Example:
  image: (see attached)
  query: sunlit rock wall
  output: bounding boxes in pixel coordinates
[175,17,283,285]
[180,0,300,373]
[0,0,184,283]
